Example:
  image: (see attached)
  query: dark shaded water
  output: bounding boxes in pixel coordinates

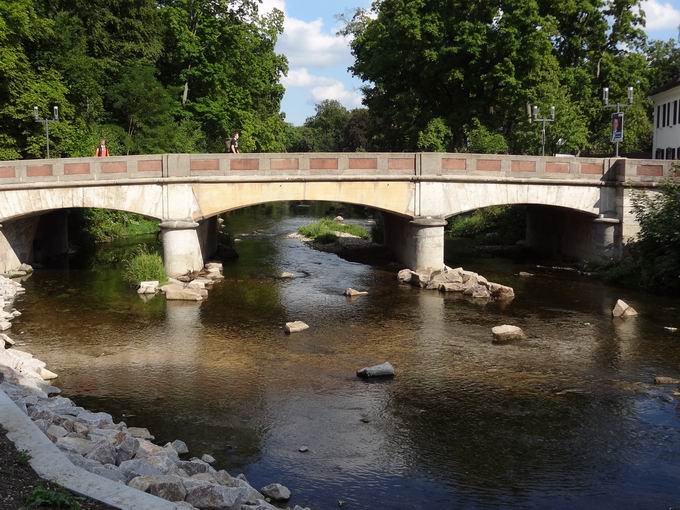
[10,205,680,509]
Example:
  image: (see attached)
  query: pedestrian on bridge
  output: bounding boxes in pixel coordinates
[228,131,240,154]
[94,139,109,157]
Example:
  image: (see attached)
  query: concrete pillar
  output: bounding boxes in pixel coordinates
[0,217,40,273]
[384,215,446,272]
[160,220,204,277]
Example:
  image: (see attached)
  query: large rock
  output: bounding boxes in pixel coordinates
[260,483,291,502]
[75,409,114,427]
[397,269,414,283]
[344,288,368,297]
[127,426,154,440]
[169,439,189,455]
[284,321,309,334]
[128,474,187,502]
[177,459,214,476]
[86,440,118,465]
[67,453,127,483]
[184,479,250,510]
[356,361,395,378]
[612,299,638,318]
[39,367,58,380]
[488,283,515,301]
[116,434,140,464]
[118,458,168,482]
[165,285,204,301]
[654,376,680,385]
[491,325,527,344]
[138,281,160,294]
[56,436,97,456]
[242,500,278,510]
[45,424,69,442]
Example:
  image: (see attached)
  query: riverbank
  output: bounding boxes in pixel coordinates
[0,273,308,510]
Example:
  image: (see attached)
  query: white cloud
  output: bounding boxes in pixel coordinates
[280,17,352,68]
[641,0,680,31]
[283,67,362,108]
[258,0,285,15]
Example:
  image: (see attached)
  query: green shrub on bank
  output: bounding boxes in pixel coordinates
[122,246,167,285]
[25,484,80,509]
[448,206,526,244]
[298,218,370,241]
[75,209,159,244]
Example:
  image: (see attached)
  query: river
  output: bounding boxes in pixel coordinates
[11,204,680,509]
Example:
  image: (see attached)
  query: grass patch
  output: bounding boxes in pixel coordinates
[17,449,31,466]
[298,218,369,242]
[25,484,80,509]
[122,245,167,285]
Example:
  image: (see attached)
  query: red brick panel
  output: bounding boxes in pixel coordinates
[442,158,466,171]
[230,159,259,171]
[190,159,220,171]
[64,163,90,175]
[138,160,162,172]
[546,162,570,174]
[388,158,415,170]
[511,160,536,172]
[101,162,127,174]
[27,165,53,177]
[310,158,339,170]
[637,164,664,177]
[348,158,378,170]
[476,159,501,172]
[580,163,603,175]
[0,166,15,178]
[270,158,299,171]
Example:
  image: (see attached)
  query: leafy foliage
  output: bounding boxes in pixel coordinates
[123,245,167,285]
[0,0,287,158]
[25,484,80,509]
[449,206,526,245]
[298,218,370,241]
[75,209,159,244]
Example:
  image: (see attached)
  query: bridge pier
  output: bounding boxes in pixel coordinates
[160,220,205,277]
[384,215,447,272]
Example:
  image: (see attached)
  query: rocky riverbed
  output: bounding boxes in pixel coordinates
[0,273,308,510]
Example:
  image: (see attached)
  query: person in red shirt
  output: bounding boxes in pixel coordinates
[95,139,110,157]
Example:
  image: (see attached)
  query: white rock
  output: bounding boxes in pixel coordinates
[86,440,118,465]
[169,439,189,455]
[397,269,414,283]
[46,424,69,442]
[184,480,250,509]
[260,483,291,501]
[67,453,126,483]
[176,459,214,476]
[665,327,678,333]
[0,321,11,331]
[280,272,295,279]
[118,458,168,482]
[187,281,206,290]
[56,436,97,456]
[201,453,215,464]
[39,367,58,380]
[612,299,638,318]
[491,325,527,344]
[243,499,279,510]
[127,427,154,440]
[164,285,204,301]
[284,321,309,334]
[344,288,368,297]
[356,362,395,378]
[334,215,344,222]
[0,333,15,346]
[128,474,187,502]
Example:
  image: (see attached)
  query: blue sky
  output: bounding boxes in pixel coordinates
[262,0,680,125]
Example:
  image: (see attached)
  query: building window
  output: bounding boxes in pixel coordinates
[675,100,678,125]
[657,105,661,128]
[666,147,675,159]
[663,103,667,127]
[656,148,665,159]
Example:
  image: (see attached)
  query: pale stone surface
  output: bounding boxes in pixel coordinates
[129,475,187,502]
[654,376,680,385]
[243,499,279,510]
[357,362,395,378]
[612,299,638,318]
[491,325,527,344]
[39,367,58,380]
[164,285,204,301]
[86,440,118,466]
[260,483,291,501]
[184,479,249,509]
[128,426,155,440]
[138,281,160,294]
[170,439,189,455]
[46,424,68,442]
[344,288,368,297]
[665,327,678,333]
[284,321,309,334]
[397,269,414,283]
[201,453,216,464]
[56,436,97,456]
[119,458,168,482]
[280,272,295,279]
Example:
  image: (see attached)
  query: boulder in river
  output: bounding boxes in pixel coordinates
[357,361,395,378]
[260,483,291,501]
[612,299,637,318]
[664,327,678,333]
[344,288,368,297]
[491,325,527,344]
[128,474,187,502]
[280,272,296,279]
[284,321,309,334]
[654,376,680,385]
[169,439,189,455]
[334,216,344,222]
[137,281,159,295]
[201,453,216,464]
[164,285,204,301]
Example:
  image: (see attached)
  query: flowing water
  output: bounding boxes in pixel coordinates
[10,204,680,509]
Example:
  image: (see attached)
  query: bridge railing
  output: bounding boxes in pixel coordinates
[0,152,676,185]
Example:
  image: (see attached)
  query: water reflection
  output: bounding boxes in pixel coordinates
[12,204,680,509]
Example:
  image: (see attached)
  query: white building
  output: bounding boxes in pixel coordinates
[650,79,680,160]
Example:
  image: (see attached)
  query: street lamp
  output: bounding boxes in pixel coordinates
[33,105,60,159]
[603,86,633,158]
[531,104,556,156]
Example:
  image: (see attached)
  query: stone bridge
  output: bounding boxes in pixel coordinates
[0,152,674,276]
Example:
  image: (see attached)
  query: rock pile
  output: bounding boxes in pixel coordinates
[398,266,515,301]
[0,272,310,510]
[139,262,226,302]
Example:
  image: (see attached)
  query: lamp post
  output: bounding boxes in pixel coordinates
[531,105,556,156]
[603,86,633,158]
[33,105,60,159]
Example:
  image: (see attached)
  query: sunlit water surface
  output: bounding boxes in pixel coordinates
[11,206,680,509]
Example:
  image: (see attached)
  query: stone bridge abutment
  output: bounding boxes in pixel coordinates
[0,153,674,276]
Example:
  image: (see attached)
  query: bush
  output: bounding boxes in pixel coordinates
[122,245,167,285]
[449,206,526,244]
[73,209,159,244]
[25,484,80,509]
[298,218,370,241]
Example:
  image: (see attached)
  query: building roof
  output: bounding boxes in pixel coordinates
[650,77,680,97]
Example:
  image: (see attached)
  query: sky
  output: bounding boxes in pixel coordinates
[261,0,680,125]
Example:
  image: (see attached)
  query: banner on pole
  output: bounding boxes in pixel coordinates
[611,112,624,143]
